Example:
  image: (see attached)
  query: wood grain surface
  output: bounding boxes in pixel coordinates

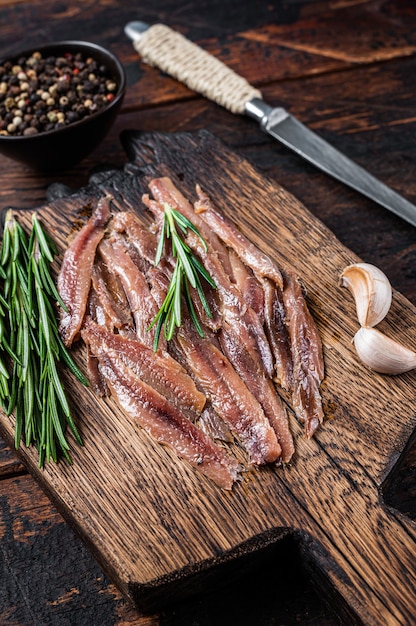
[0,129,415,625]
[1,1,416,624]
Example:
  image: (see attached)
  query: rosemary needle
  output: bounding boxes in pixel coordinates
[0,211,87,467]
[148,203,216,351]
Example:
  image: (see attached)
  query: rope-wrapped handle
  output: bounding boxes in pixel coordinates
[133,23,262,115]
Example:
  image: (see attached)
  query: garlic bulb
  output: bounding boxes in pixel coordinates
[340,263,392,327]
[353,327,416,374]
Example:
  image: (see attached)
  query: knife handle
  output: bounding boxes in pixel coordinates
[132,23,262,115]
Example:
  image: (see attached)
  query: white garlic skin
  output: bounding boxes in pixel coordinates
[353,327,416,374]
[341,263,392,327]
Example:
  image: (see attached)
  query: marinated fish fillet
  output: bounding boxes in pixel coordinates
[262,277,293,390]
[194,186,293,388]
[219,321,295,463]
[97,352,240,489]
[87,284,113,332]
[180,230,294,458]
[228,251,265,322]
[197,406,233,443]
[81,319,206,418]
[206,258,275,383]
[58,195,111,346]
[110,213,207,335]
[145,179,275,380]
[194,185,283,288]
[86,350,108,397]
[111,211,160,267]
[194,184,324,435]
[176,319,281,465]
[148,267,281,464]
[146,177,295,459]
[141,194,224,332]
[91,262,135,335]
[85,288,112,396]
[145,176,234,278]
[282,272,325,438]
[111,207,222,341]
[98,237,162,350]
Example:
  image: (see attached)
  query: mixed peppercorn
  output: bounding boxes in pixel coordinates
[0,50,118,136]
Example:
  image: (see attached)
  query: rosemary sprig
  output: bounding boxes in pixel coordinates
[0,211,87,467]
[148,203,216,350]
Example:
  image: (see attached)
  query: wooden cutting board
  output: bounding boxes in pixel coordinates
[1,130,415,625]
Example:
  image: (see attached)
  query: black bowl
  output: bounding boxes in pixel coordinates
[0,41,126,171]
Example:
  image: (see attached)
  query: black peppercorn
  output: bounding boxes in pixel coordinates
[0,49,119,136]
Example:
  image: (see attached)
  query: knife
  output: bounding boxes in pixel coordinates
[125,21,416,228]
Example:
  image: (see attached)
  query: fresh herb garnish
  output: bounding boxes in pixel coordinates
[0,211,87,467]
[148,204,216,350]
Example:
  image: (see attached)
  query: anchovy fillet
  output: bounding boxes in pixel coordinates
[97,351,240,490]
[58,196,111,346]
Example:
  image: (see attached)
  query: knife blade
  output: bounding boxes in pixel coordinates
[125,21,416,227]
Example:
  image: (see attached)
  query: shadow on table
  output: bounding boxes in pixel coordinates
[158,533,356,626]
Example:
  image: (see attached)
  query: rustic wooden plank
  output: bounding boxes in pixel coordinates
[0,131,415,625]
[247,2,416,64]
[0,438,24,477]
[0,0,28,5]
[0,474,157,625]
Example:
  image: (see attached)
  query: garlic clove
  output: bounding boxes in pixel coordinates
[340,263,392,327]
[353,327,416,374]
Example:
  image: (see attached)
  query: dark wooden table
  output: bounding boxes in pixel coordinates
[1,1,415,624]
